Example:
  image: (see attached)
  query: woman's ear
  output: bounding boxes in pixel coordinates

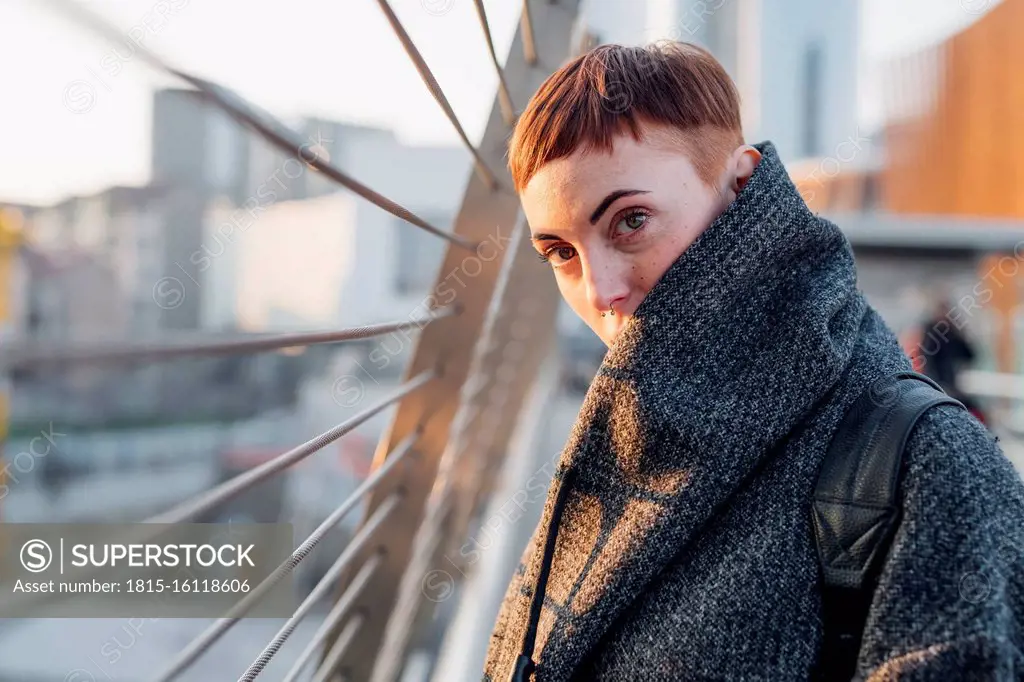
[729,145,762,194]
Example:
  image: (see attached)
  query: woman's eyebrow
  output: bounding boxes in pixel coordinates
[530,188,651,242]
[589,189,650,224]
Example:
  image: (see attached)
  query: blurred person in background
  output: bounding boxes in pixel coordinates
[918,297,977,390]
[918,297,984,423]
[39,444,72,499]
[483,42,1024,681]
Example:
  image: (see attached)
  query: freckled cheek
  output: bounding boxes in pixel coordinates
[628,259,660,298]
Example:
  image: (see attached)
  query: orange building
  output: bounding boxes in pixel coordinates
[791,0,1024,218]
[881,0,1024,218]
[788,1,1024,374]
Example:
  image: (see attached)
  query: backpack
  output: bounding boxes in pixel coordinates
[811,371,967,681]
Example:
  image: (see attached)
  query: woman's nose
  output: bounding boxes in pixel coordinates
[582,256,630,313]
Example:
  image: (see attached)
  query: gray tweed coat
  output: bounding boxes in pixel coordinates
[483,142,1024,681]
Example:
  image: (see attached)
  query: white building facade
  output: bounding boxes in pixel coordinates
[200,124,470,333]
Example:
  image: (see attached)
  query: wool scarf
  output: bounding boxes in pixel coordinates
[483,142,1024,680]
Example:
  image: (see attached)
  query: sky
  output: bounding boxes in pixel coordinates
[0,0,999,206]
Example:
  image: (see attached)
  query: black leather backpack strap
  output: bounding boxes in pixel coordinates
[811,371,966,681]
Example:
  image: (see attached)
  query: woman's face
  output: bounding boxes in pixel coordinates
[521,127,758,347]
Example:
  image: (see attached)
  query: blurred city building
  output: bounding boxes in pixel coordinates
[201,123,469,333]
[18,185,167,339]
[2,92,332,438]
[0,85,471,554]
[21,246,124,345]
[6,85,473,421]
[880,0,1023,219]
[151,89,250,330]
[792,0,1023,218]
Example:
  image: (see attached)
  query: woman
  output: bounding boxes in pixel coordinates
[482,42,1024,680]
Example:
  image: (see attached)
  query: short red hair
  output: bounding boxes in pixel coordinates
[508,41,744,193]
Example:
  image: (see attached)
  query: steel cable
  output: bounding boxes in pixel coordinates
[521,0,538,66]
[241,551,383,682]
[1,307,457,369]
[152,494,401,682]
[146,371,433,525]
[279,553,382,682]
[472,0,516,126]
[374,0,500,190]
[0,390,425,619]
[235,543,377,681]
[310,613,366,682]
[234,433,418,680]
[352,495,448,682]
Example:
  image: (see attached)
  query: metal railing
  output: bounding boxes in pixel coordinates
[4,1,582,681]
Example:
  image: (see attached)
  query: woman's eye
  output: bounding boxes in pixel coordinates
[542,245,576,265]
[613,211,649,235]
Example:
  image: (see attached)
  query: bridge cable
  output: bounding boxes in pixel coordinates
[1,307,457,370]
[310,613,366,682]
[153,494,402,682]
[278,555,381,682]
[472,0,516,126]
[374,0,501,190]
[521,0,538,66]
[235,433,418,681]
[147,372,432,525]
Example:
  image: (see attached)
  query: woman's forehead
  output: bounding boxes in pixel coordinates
[522,139,695,217]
